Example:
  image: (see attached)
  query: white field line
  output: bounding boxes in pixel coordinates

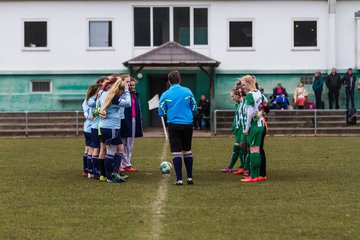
[150,140,170,239]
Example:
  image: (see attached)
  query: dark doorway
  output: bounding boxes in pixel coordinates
[149,75,168,127]
[148,74,197,127]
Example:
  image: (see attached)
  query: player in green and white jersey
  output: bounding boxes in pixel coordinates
[239,75,265,182]
[220,89,243,173]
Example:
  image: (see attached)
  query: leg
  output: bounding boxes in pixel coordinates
[121,137,130,168]
[168,124,183,184]
[345,88,350,109]
[182,125,194,183]
[350,89,355,109]
[328,89,333,109]
[334,89,340,109]
[259,129,267,178]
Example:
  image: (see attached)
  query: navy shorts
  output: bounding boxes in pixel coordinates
[168,123,193,152]
[91,128,101,149]
[100,128,122,146]
[84,132,92,147]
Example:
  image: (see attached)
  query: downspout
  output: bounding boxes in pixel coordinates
[355,11,360,70]
[327,0,336,73]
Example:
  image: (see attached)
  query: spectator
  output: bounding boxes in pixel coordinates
[325,67,342,109]
[193,95,210,130]
[293,82,308,109]
[312,72,324,109]
[271,83,289,110]
[342,68,357,109]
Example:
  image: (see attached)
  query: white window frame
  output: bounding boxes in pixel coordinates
[86,18,115,51]
[291,18,319,51]
[22,18,50,52]
[133,5,209,49]
[227,18,255,51]
[30,80,52,94]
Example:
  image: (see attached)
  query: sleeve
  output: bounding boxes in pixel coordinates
[246,93,255,106]
[158,93,167,117]
[283,88,288,97]
[189,92,197,113]
[112,89,131,107]
[82,101,91,120]
[87,96,96,108]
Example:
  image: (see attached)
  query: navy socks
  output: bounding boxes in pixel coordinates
[113,153,122,174]
[87,155,93,173]
[173,154,183,181]
[92,156,99,175]
[105,154,114,179]
[83,153,88,173]
[184,154,193,179]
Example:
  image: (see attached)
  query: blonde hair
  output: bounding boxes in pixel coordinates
[101,75,128,111]
[240,75,256,91]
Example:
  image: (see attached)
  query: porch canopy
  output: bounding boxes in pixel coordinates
[123,41,220,131]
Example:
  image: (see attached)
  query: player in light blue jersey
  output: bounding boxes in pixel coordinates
[82,84,100,178]
[87,77,108,180]
[99,75,131,183]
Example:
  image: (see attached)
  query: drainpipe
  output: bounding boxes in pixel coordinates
[327,0,336,73]
[355,11,360,70]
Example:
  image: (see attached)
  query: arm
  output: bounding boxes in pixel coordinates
[112,89,131,107]
[188,93,197,114]
[158,93,167,117]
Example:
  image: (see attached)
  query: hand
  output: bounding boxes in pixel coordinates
[98,110,107,119]
[244,130,248,136]
[89,115,94,121]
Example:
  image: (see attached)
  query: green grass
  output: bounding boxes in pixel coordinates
[0,137,359,240]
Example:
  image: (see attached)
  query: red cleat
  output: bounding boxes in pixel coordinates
[82,172,88,177]
[233,168,245,175]
[119,167,125,172]
[258,176,268,181]
[240,177,260,182]
[124,167,138,172]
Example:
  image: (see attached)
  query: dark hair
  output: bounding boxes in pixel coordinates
[168,71,181,84]
[86,83,102,101]
[348,68,352,71]
[95,76,108,84]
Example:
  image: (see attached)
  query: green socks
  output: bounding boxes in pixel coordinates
[228,145,241,169]
[250,152,261,179]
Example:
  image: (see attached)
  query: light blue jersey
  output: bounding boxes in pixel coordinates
[158,83,197,125]
[87,94,101,129]
[99,90,131,129]
[82,99,92,133]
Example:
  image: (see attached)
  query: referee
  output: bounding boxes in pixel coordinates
[158,71,197,185]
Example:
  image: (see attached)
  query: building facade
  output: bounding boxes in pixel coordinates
[0,0,359,127]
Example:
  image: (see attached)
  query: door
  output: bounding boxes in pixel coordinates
[149,75,168,127]
[148,74,197,127]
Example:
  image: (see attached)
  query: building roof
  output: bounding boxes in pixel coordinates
[123,41,220,68]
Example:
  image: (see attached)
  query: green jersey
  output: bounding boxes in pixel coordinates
[238,98,247,131]
[245,90,264,131]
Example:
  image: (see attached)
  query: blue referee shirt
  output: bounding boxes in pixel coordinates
[158,83,197,125]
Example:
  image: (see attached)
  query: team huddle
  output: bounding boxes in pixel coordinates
[82,74,143,183]
[81,72,268,184]
[221,75,268,182]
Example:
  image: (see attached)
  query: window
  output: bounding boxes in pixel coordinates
[134,7,151,46]
[153,7,170,46]
[134,6,208,47]
[300,76,313,85]
[194,8,208,45]
[24,21,47,48]
[31,80,52,93]
[88,20,112,48]
[174,7,190,46]
[293,20,317,48]
[228,20,253,49]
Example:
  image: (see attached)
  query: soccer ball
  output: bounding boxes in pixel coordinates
[160,161,172,174]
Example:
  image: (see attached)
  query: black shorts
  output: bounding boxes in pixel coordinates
[168,123,193,152]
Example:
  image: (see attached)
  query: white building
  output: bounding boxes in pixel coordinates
[0,0,359,127]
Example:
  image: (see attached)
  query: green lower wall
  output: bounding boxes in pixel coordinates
[0,69,358,128]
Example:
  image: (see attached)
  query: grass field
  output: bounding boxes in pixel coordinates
[0,137,359,240]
